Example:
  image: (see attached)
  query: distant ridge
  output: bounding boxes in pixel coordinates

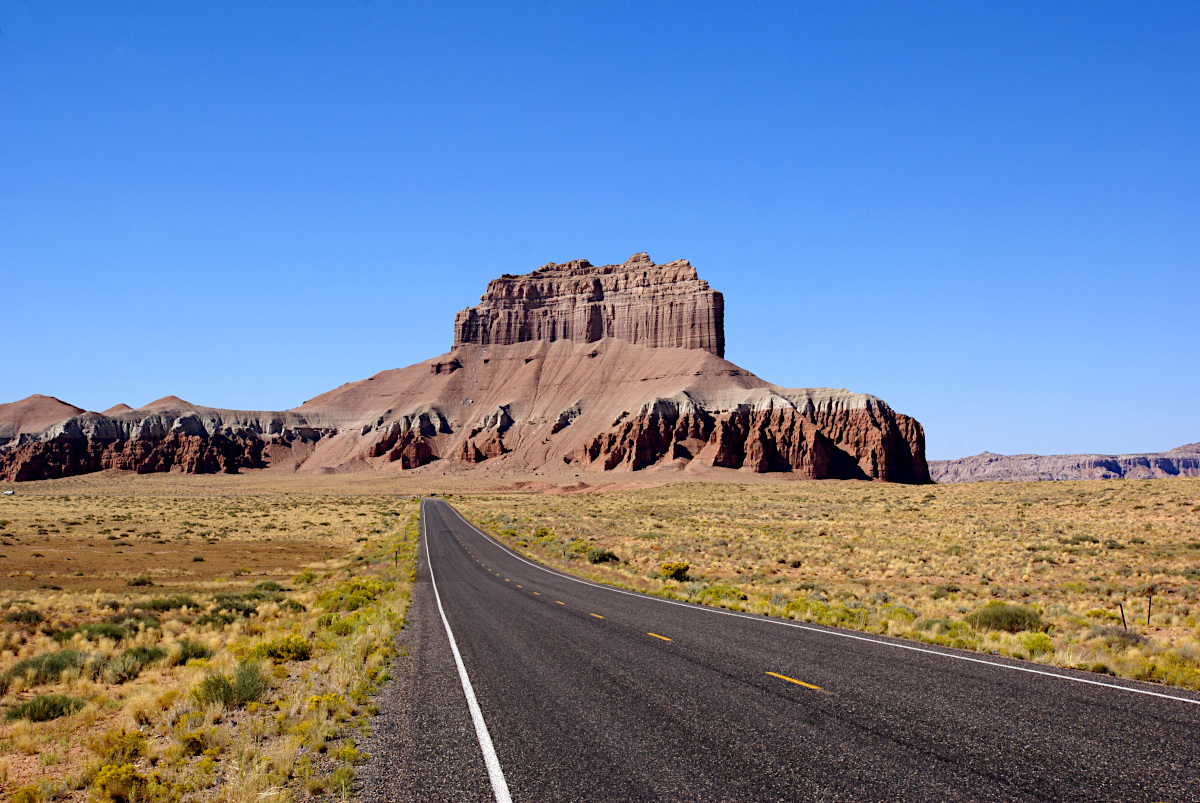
[930,444,1200,483]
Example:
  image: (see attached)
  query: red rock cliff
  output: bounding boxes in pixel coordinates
[453,252,725,357]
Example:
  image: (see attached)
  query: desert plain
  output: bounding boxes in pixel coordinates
[1,470,1198,801]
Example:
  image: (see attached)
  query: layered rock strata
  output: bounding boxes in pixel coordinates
[576,389,928,482]
[2,253,930,483]
[0,404,332,482]
[930,444,1200,483]
[453,252,725,357]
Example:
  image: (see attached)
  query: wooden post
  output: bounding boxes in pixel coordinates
[1119,602,1127,629]
[1147,595,1152,627]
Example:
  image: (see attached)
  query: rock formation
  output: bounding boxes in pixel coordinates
[574,389,927,482]
[453,253,725,357]
[930,444,1200,483]
[1,253,930,483]
[0,401,331,482]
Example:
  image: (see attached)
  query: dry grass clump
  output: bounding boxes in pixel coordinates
[0,481,418,800]
[457,477,1200,690]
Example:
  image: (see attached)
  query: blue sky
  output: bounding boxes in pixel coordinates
[1,2,1196,460]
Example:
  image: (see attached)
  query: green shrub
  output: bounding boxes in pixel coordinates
[280,599,306,613]
[210,591,271,617]
[192,661,267,708]
[126,576,153,587]
[318,613,355,636]
[173,638,214,665]
[317,579,389,612]
[293,569,317,585]
[931,583,960,600]
[660,562,690,582]
[136,595,198,612]
[5,693,85,722]
[106,646,166,684]
[254,581,285,592]
[327,766,356,795]
[965,601,1042,633]
[587,547,619,564]
[253,634,313,662]
[53,622,127,644]
[177,729,211,757]
[196,611,238,629]
[4,609,44,625]
[1020,632,1055,657]
[0,649,90,693]
[192,674,236,708]
[694,583,747,603]
[233,660,268,703]
[1087,625,1146,648]
[104,613,159,631]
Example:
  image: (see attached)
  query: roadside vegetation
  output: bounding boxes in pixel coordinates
[457,478,1200,691]
[0,482,418,802]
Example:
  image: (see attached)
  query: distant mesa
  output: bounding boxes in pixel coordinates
[0,253,929,483]
[930,444,1200,483]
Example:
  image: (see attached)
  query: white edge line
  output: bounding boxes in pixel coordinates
[422,501,513,803]
[439,500,1200,708]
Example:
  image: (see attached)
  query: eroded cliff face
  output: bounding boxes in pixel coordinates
[2,252,931,483]
[575,389,928,482]
[453,252,725,357]
[0,408,333,482]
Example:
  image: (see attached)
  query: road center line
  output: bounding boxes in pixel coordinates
[766,671,823,691]
[440,501,1200,708]
[648,632,672,641]
[422,502,513,803]
[590,613,604,619]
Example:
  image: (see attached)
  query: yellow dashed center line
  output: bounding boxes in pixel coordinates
[555,601,565,605]
[590,613,604,619]
[533,592,540,596]
[516,585,522,589]
[765,671,823,691]
[647,632,672,642]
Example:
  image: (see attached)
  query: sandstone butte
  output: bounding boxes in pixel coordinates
[0,253,930,484]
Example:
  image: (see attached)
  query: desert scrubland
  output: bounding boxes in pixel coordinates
[5,470,1198,801]
[0,474,418,803]
[458,477,1200,690]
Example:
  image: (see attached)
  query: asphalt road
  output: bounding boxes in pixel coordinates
[361,498,1200,802]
